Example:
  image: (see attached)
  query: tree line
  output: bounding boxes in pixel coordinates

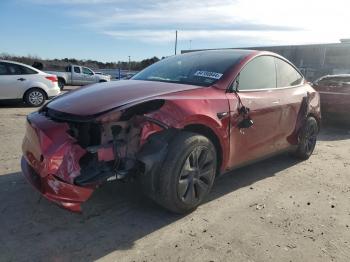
[0,53,161,71]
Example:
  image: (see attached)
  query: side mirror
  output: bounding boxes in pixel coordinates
[238,118,254,129]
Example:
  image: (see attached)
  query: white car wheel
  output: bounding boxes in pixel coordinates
[25,89,45,107]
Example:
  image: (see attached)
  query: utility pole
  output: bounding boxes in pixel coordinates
[128,56,131,72]
[118,61,121,80]
[175,30,178,55]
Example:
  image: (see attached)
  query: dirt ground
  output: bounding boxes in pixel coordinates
[0,89,350,262]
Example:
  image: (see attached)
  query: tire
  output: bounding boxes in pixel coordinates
[58,78,65,90]
[151,132,217,213]
[24,88,46,107]
[99,80,107,83]
[293,117,319,160]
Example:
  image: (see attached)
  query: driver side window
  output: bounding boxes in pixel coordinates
[0,63,9,75]
[237,56,276,91]
[4,63,37,75]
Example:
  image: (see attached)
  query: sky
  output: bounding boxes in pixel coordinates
[0,0,349,62]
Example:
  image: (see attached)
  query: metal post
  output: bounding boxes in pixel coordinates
[128,56,131,72]
[175,30,178,55]
[322,46,327,67]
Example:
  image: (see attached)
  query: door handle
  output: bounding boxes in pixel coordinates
[17,78,26,81]
[217,112,229,119]
[272,100,280,104]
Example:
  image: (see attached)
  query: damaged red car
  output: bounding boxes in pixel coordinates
[312,74,350,120]
[21,50,321,213]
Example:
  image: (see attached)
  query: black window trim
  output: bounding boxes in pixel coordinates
[228,54,305,93]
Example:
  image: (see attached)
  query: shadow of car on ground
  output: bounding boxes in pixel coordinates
[0,153,302,261]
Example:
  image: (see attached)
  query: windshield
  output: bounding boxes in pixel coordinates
[132,51,246,87]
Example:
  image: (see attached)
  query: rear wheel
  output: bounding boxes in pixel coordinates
[24,88,46,107]
[58,78,65,90]
[293,117,318,160]
[151,132,217,213]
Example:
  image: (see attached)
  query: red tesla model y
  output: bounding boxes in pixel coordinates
[21,50,321,213]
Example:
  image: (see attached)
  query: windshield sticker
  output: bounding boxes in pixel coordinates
[194,71,223,80]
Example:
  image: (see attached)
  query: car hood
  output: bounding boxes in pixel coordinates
[47,80,204,116]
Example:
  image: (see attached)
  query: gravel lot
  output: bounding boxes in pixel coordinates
[0,87,350,262]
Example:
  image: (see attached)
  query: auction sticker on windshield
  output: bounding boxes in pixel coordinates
[194,71,223,80]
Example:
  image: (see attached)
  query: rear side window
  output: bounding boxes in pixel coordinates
[275,58,303,87]
[74,67,81,73]
[0,63,9,75]
[238,56,276,90]
[5,63,37,75]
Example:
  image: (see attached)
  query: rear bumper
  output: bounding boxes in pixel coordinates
[46,87,61,97]
[21,156,94,213]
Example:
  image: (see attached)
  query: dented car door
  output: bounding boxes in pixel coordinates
[226,55,283,168]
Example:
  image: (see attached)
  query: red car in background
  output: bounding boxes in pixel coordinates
[312,74,350,119]
[21,50,321,213]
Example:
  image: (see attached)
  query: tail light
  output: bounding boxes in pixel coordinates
[45,76,58,82]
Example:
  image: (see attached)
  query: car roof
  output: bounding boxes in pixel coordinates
[180,49,288,64]
[182,49,257,56]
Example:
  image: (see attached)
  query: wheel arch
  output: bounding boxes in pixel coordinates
[184,124,223,175]
[57,77,66,84]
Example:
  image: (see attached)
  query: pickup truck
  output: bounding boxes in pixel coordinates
[46,65,111,90]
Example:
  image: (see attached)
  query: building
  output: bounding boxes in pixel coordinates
[182,41,350,81]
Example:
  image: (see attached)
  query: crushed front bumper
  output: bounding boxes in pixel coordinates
[21,157,93,212]
[21,112,94,212]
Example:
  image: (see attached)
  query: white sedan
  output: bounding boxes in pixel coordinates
[0,60,61,107]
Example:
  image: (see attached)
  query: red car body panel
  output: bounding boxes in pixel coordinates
[21,50,321,212]
[47,80,207,116]
[145,87,232,171]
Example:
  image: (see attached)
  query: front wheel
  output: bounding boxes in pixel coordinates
[293,117,319,160]
[151,132,217,213]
